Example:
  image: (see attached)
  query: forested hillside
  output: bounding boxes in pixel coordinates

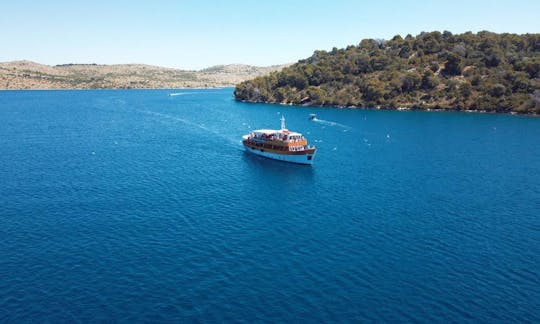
[235,31,540,114]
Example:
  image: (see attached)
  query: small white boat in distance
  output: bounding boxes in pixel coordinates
[309,114,317,120]
[242,116,316,165]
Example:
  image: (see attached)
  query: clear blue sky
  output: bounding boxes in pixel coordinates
[1,0,539,69]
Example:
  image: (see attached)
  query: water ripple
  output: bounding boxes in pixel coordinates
[0,89,539,322]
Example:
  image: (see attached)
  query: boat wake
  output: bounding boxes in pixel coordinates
[139,110,242,149]
[312,118,352,130]
[169,92,196,96]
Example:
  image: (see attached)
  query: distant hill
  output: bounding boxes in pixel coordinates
[235,31,540,114]
[0,61,288,89]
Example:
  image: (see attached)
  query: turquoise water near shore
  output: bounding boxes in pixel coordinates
[1,88,539,322]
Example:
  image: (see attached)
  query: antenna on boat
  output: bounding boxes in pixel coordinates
[280,115,286,130]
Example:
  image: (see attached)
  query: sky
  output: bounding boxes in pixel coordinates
[1,0,539,70]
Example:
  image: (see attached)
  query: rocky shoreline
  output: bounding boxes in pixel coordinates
[236,98,539,116]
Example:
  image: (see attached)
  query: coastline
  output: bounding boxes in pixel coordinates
[235,98,540,117]
[234,32,540,116]
[0,60,288,91]
[0,86,231,91]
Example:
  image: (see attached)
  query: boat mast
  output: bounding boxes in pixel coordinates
[280,115,286,130]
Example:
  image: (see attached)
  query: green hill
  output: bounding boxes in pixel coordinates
[234,31,540,114]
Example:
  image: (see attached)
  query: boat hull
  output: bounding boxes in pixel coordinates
[243,142,316,165]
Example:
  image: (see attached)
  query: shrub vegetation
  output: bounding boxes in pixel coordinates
[234,31,540,114]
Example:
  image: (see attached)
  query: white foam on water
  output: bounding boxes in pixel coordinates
[140,110,242,148]
[312,118,352,130]
[169,92,197,96]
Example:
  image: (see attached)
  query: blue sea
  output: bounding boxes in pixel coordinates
[1,88,539,322]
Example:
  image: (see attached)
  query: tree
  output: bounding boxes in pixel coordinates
[460,82,472,98]
[401,72,422,92]
[443,52,462,76]
[234,31,540,113]
[278,72,308,90]
[362,79,385,103]
[490,84,507,97]
[306,86,325,105]
[421,70,438,90]
[524,59,540,78]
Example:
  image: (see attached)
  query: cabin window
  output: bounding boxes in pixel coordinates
[307,156,312,160]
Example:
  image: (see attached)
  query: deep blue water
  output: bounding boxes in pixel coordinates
[1,88,539,322]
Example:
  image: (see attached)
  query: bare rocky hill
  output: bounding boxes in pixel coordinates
[0,60,288,89]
